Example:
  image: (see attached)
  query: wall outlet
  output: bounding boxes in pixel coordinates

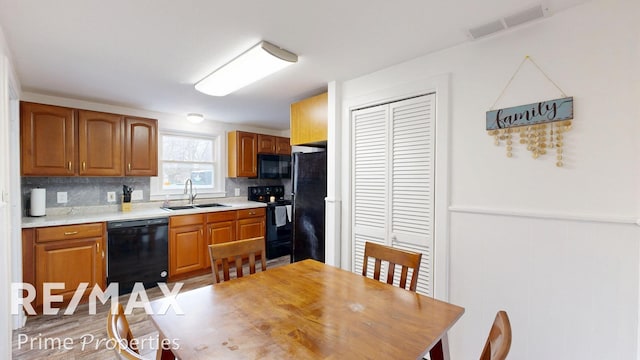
[107,191,116,203]
[234,188,241,196]
[57,192,68,204]
[131,189,143,201]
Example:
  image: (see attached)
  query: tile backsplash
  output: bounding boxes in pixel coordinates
[21,177,151,214]
[21,176,292,215]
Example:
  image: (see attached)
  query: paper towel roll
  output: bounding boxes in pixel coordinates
[30,188,46,217]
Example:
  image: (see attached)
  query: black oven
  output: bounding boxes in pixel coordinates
[258,154,291,179]
[248,186,292,260]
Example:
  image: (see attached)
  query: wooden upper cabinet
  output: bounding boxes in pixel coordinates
[20,101,159,177]
[20,102,76,176]
[228,131,257,178]
[124,116,158,176]
[290,92,328,146]
[275,136,291,155]
[258,134,291,155]
[257,134,276,154]
[78,110,124,176]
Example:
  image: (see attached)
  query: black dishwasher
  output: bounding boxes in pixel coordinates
[107,217,169,295]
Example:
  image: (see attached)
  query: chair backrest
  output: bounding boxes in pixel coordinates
[361,241,422,292]
[106,303,145,360]
[479,310,512,360]
[209,236,267,283]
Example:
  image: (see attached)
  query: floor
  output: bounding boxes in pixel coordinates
[12,255,291,359]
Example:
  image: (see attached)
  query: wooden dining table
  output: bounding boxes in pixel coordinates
[150,259,464,360]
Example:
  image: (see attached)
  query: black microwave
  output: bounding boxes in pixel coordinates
[258,154,291,179]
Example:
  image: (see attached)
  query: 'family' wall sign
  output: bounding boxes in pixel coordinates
[486,97,573,130]
[487,56,574,167]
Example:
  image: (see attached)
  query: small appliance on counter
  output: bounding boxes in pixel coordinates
[248,186,292,260]
[122,185,132,212]
[30,188,46,217]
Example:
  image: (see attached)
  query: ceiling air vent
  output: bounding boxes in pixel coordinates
[467,4,550,40]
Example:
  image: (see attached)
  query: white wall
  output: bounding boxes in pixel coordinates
[0,23,21,360]
[338,0,640,358]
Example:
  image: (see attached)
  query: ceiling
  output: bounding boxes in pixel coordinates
[0,0,589,130]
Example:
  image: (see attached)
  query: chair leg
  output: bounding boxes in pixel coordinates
[429,334,450,360]
[160,348,176,360]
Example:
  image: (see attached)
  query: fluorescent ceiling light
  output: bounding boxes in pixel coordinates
[186,113,204,123]
[195,41,298,96]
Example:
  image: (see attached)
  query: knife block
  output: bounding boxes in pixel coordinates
[121,196,132,212]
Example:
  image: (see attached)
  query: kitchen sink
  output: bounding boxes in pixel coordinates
[195,203,228,208]
[163,205,196,210]
[162,203,228,211]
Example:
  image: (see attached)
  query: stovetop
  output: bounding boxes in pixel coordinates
[248,185,290,204]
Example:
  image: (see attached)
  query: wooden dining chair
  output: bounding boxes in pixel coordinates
[106,303,175,360]
[208,236,267,283]
[361,241,422,291]
[479,310,512,360]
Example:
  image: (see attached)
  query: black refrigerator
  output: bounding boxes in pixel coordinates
[291,151,327,263]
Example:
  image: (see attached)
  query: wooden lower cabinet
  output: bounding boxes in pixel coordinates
[237,208,266,240]
[169,214,206,276]
[35,239,103,307]
[169,208,265,278]
[206,211,237,246]
[24,223,106,309]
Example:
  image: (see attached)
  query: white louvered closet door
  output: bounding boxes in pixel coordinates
[352,105,388,270]
[352,93,436,296]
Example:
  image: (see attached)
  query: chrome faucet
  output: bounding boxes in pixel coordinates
[184,178,197,204]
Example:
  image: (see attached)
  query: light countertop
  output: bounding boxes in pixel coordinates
[22,198,266,228]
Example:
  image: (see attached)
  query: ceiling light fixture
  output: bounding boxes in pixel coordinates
[186,113,204,123]
[195,41,298,96]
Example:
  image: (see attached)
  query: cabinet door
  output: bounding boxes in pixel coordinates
[238,132,257,177]
[290,92,328,145]
[207,220,236,268]
[125,117,158,176]
[35,237,104,308]
[20,102,76,176]
[228,131,257,177]
[169,224,206,276]
[78,110,123,176]
[257,134,276,154]
[237,217,265,240]
[275,136,291,155]
[207,221,236,245]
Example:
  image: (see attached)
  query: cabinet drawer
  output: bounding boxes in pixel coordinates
[170,214,204,227]
[237,207,265,219]
[36,223,104,243]
[205,210,237,223]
